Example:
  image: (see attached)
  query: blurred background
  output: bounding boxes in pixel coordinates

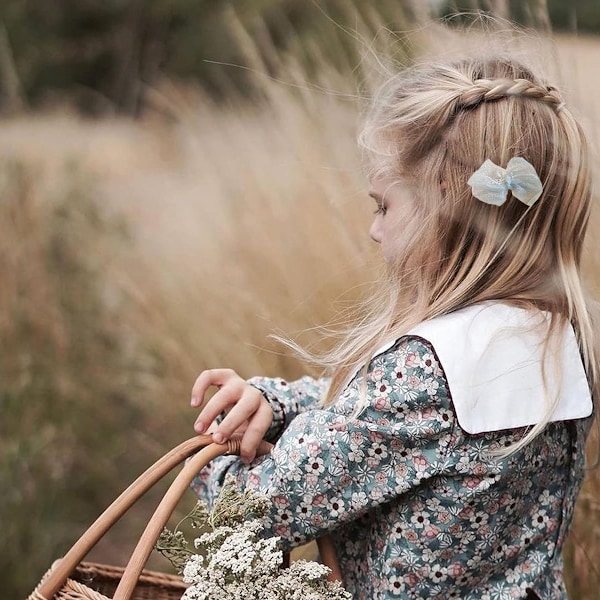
[2,1,600,598]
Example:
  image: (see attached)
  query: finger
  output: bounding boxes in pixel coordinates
[193,382,244,434]
[212,390,263,442]
[191,368,237,407]
[240,403,273,463]
[199,417,247,437]
[204,421,219,434]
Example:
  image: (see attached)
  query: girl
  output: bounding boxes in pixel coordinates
[190,56,596,599]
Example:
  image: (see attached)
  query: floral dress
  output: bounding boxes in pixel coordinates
[191,310,593,599]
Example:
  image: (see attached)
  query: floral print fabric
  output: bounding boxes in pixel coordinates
[191,337,591,599]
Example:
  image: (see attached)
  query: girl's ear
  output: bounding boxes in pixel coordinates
[440,181,448,191]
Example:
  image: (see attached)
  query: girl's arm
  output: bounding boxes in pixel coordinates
[191,337,457,550]
[191,369,329,463]
[246,375,331,443]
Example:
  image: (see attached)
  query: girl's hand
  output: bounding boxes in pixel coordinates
[191,369,273,463]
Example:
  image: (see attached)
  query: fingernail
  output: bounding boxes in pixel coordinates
[212,432,224,444]
[242,453,255,465]
[195,421,205,433]
[190,396,197,407]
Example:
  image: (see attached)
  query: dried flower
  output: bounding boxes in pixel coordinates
[155,526,191,574]
[209,476,270,529]
[155,475,350,599]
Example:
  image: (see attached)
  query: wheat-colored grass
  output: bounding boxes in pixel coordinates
[2,17,600,599]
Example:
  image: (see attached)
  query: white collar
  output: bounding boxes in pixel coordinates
[408,302,593,433]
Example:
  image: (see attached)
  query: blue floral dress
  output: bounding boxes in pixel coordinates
[191,335,592,599]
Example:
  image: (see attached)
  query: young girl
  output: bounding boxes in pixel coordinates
[189,56,597,599]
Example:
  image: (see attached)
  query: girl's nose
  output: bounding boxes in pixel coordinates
[370,220,382,243]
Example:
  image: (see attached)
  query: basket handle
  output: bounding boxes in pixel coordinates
[35,434,249,599]
[36,435,341,600]
[113,436,342,600]
[113,438,252,599]
[113,438,342,600]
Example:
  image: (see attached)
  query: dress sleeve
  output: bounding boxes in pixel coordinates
[247,375,331,443]
[191,338,456,550]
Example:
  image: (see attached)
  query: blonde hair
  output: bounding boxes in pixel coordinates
[297,56,598,451]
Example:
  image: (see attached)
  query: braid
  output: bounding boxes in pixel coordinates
[457,78,564,111]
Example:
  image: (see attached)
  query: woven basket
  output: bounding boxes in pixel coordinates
[28,435,341,600]
[32,561,187,600]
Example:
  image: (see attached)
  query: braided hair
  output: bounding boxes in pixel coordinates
[322,57,598,450]
[457,78,564,111]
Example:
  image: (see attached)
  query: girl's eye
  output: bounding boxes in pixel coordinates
[373,205,387,216]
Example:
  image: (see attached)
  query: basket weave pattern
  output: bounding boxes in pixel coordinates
[31,562,187,600]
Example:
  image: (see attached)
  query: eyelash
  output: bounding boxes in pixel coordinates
[374,206,387,216]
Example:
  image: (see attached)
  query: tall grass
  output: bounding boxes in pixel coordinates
[0,158,155,596]
[2,6,600,599]
[0,9,388,597]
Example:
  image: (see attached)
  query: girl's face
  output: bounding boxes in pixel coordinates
[368,177,418,262]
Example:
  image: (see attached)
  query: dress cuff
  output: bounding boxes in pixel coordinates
[248,380,287,443]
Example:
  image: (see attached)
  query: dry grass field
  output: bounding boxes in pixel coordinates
[2,17,600,599]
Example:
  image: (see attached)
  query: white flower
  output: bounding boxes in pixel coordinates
[350,491,368,509]
[259,535,283,570]
[429,564,448,583]
[171,479,351,600]
[367,442,389,461]
[423,377,439,396]
[182,554,205,584]
[305,456,325,474]
[288,559,331,581]
[325,497,345,518]
[410,510,430,529]
[419,353,436,373]
[532,508,550,529]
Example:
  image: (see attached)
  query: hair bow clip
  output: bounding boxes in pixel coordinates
[467,157,543,207]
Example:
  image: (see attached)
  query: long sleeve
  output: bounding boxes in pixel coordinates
[247,374,331,443]
[191,338,456,550]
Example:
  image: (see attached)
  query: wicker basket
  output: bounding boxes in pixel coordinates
[32,561,187,600]
[28,435,341,600]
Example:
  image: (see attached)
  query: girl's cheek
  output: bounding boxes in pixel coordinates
[383,236,406,264]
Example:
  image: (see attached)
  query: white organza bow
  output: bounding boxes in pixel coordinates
[467,157,543,207]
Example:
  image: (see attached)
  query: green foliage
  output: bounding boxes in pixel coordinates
[546,0,600,32]
[2,0,599,115]
[0,0,411,114]
[438,0,600,32]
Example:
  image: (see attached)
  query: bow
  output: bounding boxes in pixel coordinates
[467,157,543,207]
